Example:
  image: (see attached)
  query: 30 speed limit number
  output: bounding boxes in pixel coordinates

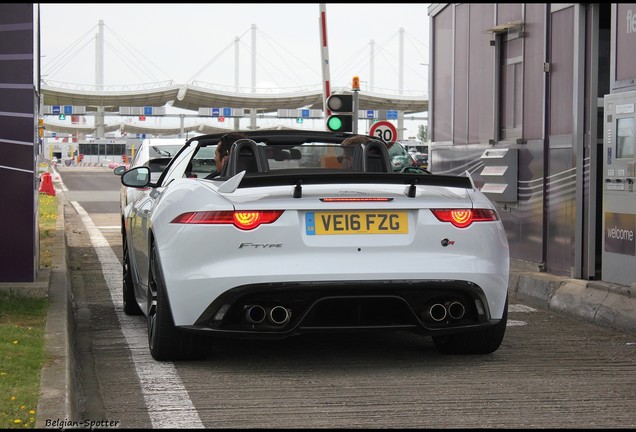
[369,121,398,142]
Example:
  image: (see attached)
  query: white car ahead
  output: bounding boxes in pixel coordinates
[114,138,189,227]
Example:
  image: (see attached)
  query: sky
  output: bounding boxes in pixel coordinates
[38,3,431,136]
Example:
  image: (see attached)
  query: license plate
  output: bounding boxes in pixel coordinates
[305,211,408,235]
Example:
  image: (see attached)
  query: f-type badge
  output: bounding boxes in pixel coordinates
[239,243,283,249]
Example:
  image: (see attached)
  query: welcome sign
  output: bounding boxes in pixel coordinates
[605,212,636,256]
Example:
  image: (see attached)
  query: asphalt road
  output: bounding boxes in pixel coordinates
[57,167,636,429]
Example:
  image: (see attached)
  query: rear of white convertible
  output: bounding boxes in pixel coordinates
[151,167,510,355]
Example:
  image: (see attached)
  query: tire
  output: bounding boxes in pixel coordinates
[147,243,210,361]
[432,296,508,355]
[122,232,143,315]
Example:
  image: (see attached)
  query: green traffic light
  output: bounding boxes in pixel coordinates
[327,115,352,132]
[327,116,343,131]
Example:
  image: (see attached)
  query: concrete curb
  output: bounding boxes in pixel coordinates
[509,262,636,335]
[35,194,78,427]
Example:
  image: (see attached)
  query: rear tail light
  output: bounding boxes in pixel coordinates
[171,210,284,230]
[430,209,499,228]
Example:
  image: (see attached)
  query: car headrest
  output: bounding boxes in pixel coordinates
[224,139,268,176]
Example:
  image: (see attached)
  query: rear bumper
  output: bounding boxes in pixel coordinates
[185,279,506,339]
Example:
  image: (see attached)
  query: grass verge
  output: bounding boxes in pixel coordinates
[0,191,57,429]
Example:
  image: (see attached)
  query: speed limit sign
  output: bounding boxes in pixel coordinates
[369,121,398,142]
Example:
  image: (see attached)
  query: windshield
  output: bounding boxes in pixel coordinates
[149,145,183,159]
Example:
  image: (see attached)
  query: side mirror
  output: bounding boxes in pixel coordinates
[113,165,127,176]
[121,166,151,188]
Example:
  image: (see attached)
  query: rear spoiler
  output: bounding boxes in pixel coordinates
[217,171,473,198]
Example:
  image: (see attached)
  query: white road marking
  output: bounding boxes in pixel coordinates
[70,201,204,429]
[509,304,537,313]
[51,166,68,192]
[507,303,536,327]
[507,320,527,327]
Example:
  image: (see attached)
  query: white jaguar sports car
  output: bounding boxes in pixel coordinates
[118,130,510,361]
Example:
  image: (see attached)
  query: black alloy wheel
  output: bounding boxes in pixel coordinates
[147,242,210,361]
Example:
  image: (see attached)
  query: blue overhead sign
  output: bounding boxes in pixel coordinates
[199,107,245,117]
[46,105,86,115]
[276,109,322,119]
[366,110,375,119]
[144,106,153,116]
[387,110,398,120]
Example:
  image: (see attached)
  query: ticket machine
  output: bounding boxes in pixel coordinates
[602,91,636,286]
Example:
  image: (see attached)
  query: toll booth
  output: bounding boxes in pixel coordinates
[602,91,636,286]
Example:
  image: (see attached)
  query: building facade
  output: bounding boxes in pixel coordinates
[428,3,636,286]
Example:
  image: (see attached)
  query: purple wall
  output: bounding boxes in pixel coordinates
[0,4,37,282]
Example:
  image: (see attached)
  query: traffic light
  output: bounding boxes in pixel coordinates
[326,94,353,132]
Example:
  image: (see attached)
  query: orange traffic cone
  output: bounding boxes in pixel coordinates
[39,172,56,196]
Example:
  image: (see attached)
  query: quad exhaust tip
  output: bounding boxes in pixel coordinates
[245,304,291,326]
[428,303,447,321]
[447,301,465,320]
[268,305,291,326]
[245,305,266,324]
[424,300,466,322]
